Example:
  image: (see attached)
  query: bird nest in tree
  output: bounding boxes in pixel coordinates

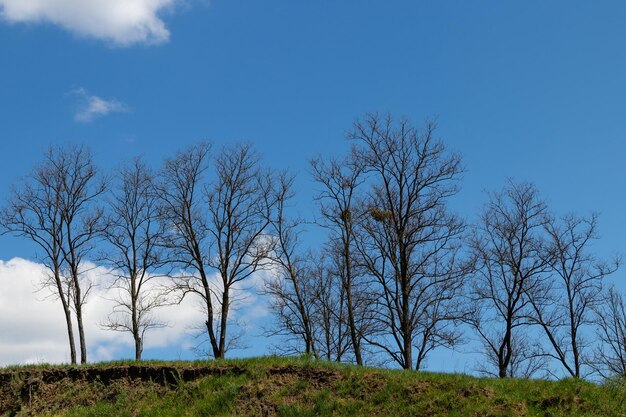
[370,208,393,222]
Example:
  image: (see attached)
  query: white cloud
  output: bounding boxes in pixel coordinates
[72,88,129,123]
[0,257,271,366]
[0,0,178,46]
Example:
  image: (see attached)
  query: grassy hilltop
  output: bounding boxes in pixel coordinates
[1,356,624,417]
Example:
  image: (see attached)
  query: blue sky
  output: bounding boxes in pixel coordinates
[1,1,626,372]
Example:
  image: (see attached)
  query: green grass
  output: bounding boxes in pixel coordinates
[1,356,624,416]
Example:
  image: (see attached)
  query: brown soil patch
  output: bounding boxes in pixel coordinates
[0,364,247,416]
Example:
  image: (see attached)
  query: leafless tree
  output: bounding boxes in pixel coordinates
[159,143,274,359]
[475,332,548,379]
[158,142,217,355]
[310,251,352,361]
[205,144,275,357]
[263,174,318,356]
[527,213,619,378]
[55,145,107,364]
[2,145,106,364]
[591,286,626,378]
[351,113,466,370]
[311,151,370,365]
[102,157,168,360]
[466,180,550,378]
[1,152,76,363]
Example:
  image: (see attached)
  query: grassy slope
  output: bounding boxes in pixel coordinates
[1,356,625,416]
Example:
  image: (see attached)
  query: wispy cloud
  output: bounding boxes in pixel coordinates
[0,0,179,46]
[72,88,129,123]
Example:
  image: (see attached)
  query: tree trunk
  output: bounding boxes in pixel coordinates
[135,337,143,361]
[199,267,219,359]
[132,303,142,360]
[218,288,229,359]
[75,300,87,364]
[54,269,76,364]
[344,241,362,365]
[72,266,87,364]
[498,321,512,378]
[402,281,412,370]
[62,301,76,364]
[498,363,507,378]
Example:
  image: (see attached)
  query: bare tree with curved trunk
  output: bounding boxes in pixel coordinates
[466,181,550,378]
[102,157,168,360]
[158,143,219,356]
[351,113,466,370]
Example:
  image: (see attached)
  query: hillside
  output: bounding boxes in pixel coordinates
[0,357,624,416]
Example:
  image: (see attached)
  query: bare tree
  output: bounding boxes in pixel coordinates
[102,157,168,360]
[527,213,618,378]
[158,143,217,355]
[205,144,275,357]
[263,174,356,360]
[466,181,550,378]
[351,113,466,370]
[1,154,76,363]
[159,143,274,359]
[263,174,318,356]
[591,286,626,378]
[55,145,107,364]
[310,252,352,361]
[2,145,106,364]
[476,332,548,379]
[311,151,369,365]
